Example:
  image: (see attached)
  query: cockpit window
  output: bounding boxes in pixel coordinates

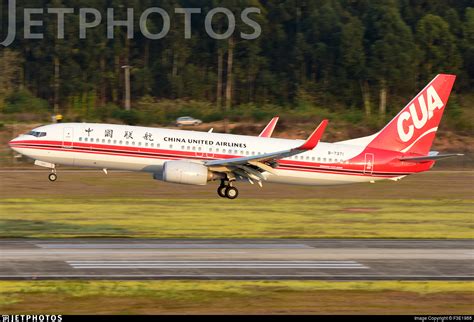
[27,131,47,137]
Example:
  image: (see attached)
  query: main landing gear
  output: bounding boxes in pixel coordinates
[217,180,239,200]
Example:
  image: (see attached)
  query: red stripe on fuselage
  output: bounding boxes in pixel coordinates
[10,140,411,178]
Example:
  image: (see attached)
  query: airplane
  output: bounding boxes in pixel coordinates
[9,74,463,199]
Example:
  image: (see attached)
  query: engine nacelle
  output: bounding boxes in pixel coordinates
[161,161,212,185]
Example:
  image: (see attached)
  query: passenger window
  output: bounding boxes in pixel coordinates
[113,140,117,144]
[102,139,105,143]
[198,147,201,151]
[151,143,155,147]
[108,139,111,144]
[169,145,173,149]
[119,141,122,145]
[79,137,82,142]
[85,138,88,142]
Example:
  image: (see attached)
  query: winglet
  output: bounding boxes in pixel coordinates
[259,117,279,138]
[297,120,328,150]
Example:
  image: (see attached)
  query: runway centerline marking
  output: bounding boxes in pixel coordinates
[66,260,360,263]
[1,274,472,280]
[3,251,248,255]
[37,243,312,249]
[66,260,369,269]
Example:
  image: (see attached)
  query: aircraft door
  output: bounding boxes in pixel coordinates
[364,153,374,175]
[62,127,74,148]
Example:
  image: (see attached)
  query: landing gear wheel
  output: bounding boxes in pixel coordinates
[217,185,227,198]
[48,173,57,182]
[225,186,239,200]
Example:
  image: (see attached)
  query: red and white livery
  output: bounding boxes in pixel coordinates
[9,74,462,199]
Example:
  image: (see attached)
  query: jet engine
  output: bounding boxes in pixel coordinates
[161,160,219,185]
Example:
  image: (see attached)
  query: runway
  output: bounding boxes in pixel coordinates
[1,239,472,280]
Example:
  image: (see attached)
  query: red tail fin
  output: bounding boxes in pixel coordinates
[367,74,456,155]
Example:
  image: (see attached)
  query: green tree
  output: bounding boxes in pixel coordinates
[0,49,23,110]
[367,2,418,117]
[416,14,461,80]
[462,8,474,89]
[340,16,369,115]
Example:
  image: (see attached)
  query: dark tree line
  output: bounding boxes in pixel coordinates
[0,0,472,119]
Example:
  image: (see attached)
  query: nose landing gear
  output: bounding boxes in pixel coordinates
[48,170,58,182]
[217,180,239,199]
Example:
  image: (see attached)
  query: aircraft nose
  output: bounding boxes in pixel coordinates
[8,136,20,150]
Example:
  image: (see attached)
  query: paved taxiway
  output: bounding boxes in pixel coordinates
[1,239,472,280]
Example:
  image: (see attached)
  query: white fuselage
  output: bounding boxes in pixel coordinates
[9,123,405,186]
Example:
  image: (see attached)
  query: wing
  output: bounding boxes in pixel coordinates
[259,117,279,138]
[205,120,328,186]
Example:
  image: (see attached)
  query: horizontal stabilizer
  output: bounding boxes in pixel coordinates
[400,153,464,163]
